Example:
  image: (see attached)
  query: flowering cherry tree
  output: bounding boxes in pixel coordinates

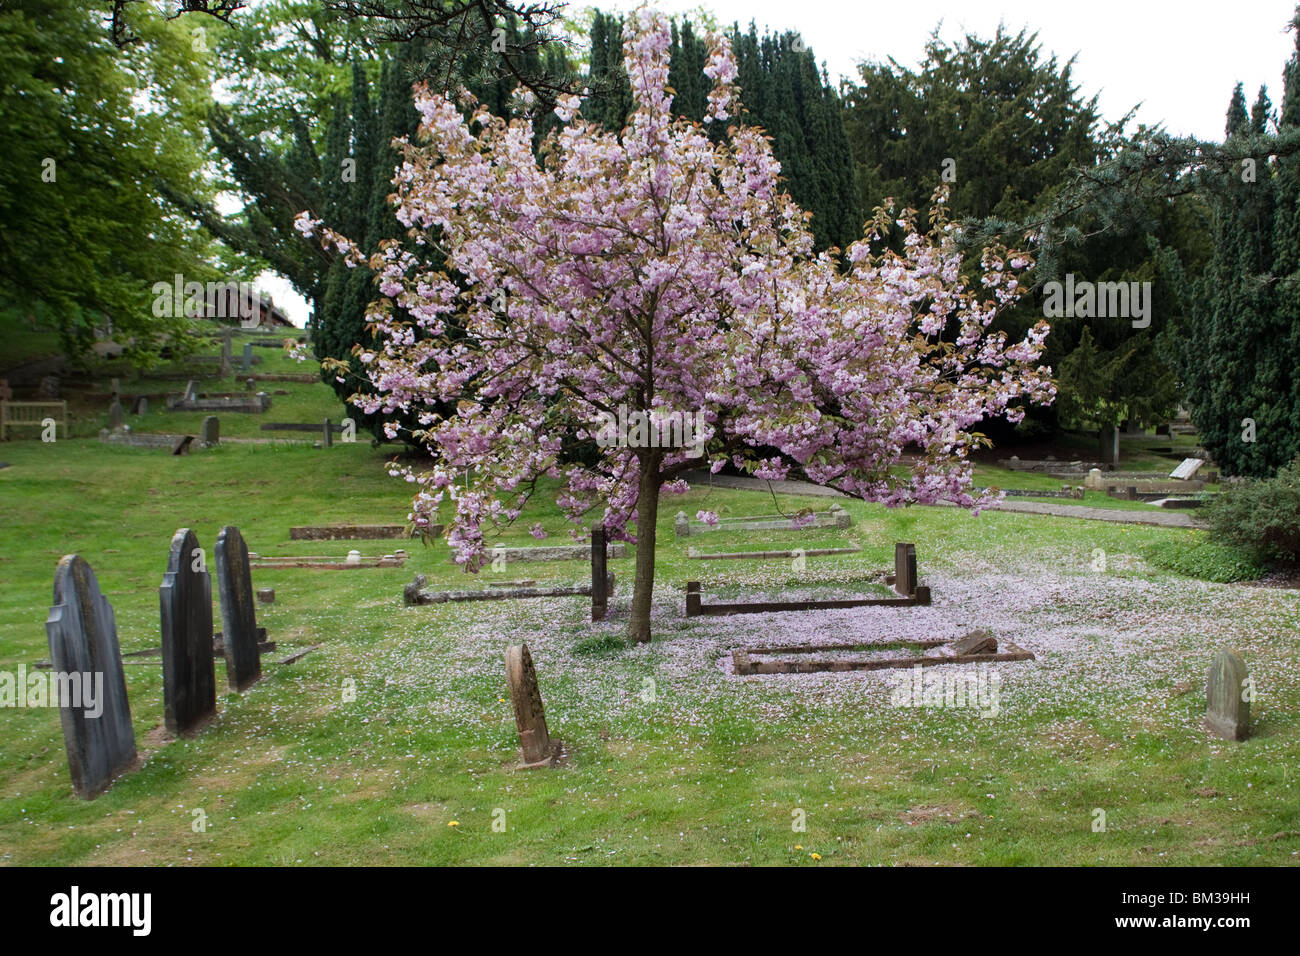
[297,6,1055,643]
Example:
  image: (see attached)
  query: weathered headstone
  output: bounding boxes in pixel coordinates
[132,396,148,416]
[241,342,253,372]
[159,528,216,736]
[893,542,917,598]
[214,526,261,691]
[1170,457,1205,480]
[220,328,233,377]
[591,526,608,622]
[109,377,121,399]
[45,555,136,798]
[183,380,199,402]
[1205,648,1251,741]
[1083,467,1104,490]
[505,643,562,768]
[107,400,125,431]
[200,415,219,447]
[674,511,691,537]
[37,375,60,399]
[257,588,275,604]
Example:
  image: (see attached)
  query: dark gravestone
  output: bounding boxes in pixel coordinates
[591,526,608,621]
[37,375,60,399]
[214,526,261,691]
[45,555,136,798]
[108,400,125,430]
[241,342,253,372]
[1205,649,1251,741]
[893,543,917,598]
[132,396,148,416]
[159,529,216,735]
[505,643,561,768]
[323,418,333,449]
[200,416,219,447]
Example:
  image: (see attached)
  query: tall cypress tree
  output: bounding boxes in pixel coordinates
[1172,25,1300,476]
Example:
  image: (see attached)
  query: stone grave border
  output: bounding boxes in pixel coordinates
[687,545,860,560]
[248,551,407,569]
[674,504,850,537]
[731,634,1035,675]
[404,571,615,609]
[167,392,270,413]
[289,524,417,540]
[464,541,627,564]
[99,430,201,454]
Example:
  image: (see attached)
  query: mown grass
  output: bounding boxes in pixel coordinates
[2,434,1297,866]
[1,348,1296,866]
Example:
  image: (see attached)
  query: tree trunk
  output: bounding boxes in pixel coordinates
[628,452,661,644]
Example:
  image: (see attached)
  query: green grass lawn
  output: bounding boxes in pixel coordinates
[1,338,1295,866]
[1,433,1297,866]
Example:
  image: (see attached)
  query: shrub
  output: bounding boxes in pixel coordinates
[1205,458,1300,564]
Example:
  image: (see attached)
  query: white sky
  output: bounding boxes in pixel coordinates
[260,1,1300,325]
[599,0,1300,140]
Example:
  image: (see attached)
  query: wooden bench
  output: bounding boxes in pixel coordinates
[0,400,67,440]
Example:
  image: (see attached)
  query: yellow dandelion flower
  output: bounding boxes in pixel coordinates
[810,853,821,860]
[448,820,459,827]
[794,844,803,851]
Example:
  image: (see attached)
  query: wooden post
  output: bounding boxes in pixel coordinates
[685,581,702,617]
[323,418,333,449]
[591,526,607,621]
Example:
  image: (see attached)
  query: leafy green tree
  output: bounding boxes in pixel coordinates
[840,25,1201,448]
[0,0,217,367]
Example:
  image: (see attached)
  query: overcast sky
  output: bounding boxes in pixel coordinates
[262,1,1300,325]
[598,0,1300,140]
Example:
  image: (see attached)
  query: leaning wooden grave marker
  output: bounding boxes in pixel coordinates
[159,528,217,736]
[505,643,562,768]
[730,630,1034,676]
[214,526,262,691]
[45,555,137,798]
